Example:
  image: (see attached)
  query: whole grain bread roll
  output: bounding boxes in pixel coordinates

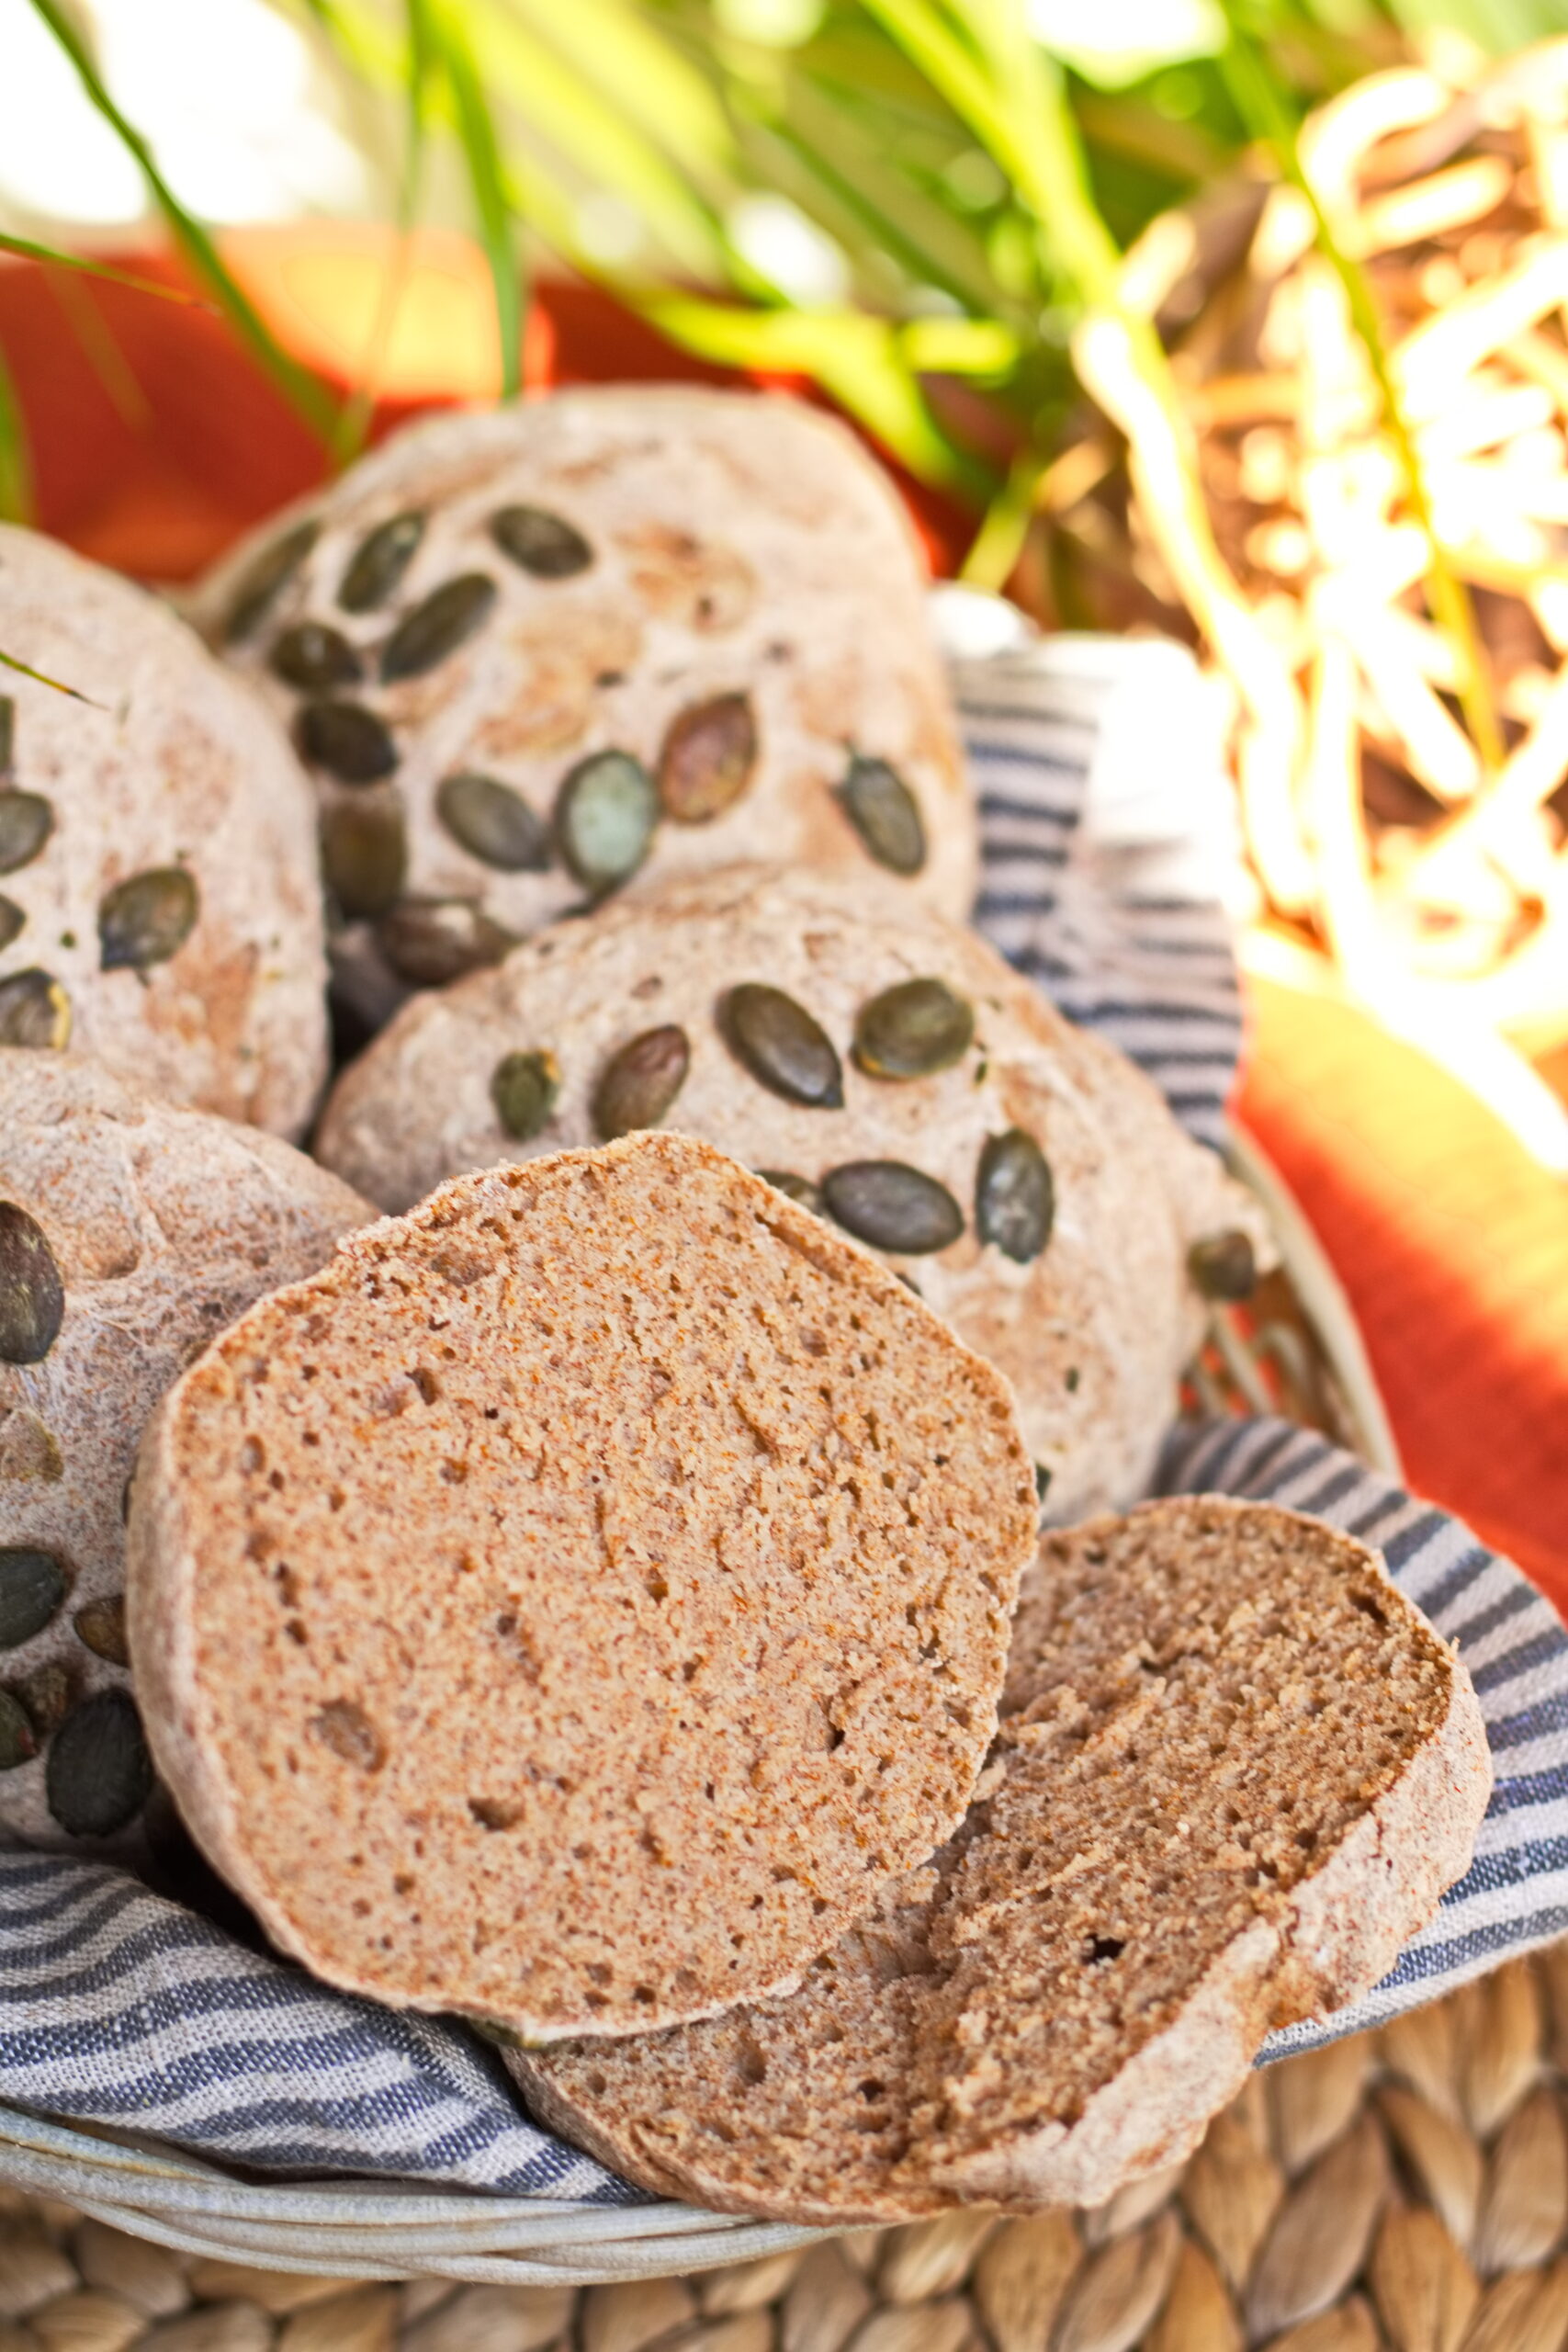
[0,1052,372,1855]
[191,391,972,1024]
[315,866,1266,1521]
[127,1132,1037,2041]
[512,1497,1492,2222]
[0,527,330,1136]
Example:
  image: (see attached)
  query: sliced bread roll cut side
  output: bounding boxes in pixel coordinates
[127,1131,1037,2042]
[512,1498,1491,2222]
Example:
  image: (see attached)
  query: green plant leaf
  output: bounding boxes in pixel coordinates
[0,233,215,310]
[0,342,32,526]
[0,646,100,704]
[433,3,525,399]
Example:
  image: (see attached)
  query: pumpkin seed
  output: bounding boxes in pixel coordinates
[339,509,425,612]
[18,1661,73,1736]
[0,694,12,775]
[491,504,593,579]
[98,869,197,973]
[0,1690,37,1770]
[0,1202,64,1363]
[73,1594,129,1668]
[822,1162,963,1255]
[269,621,363,693]
[975,1129,1055,1263]
[836,755,926,876]
[0,1548,66,1648]
[321,797,406,921]
[296,699,399,784]
[555,751,657,895]
[380,573,497,682]
[0,967,70,1049]
[658,694,758,823]
[437,772,550,871]
[723,984,843,1109]
[758,1170,826,1217]
[310,1700,385,1771]
[0,896,24,951]
[1035,1464,1052,1502]
[0,792,52,875]
[593,1025,690,1140]
[223,518,320,642]
[378,899,514,988]
[491,1049,560,1141]
[1188,1229,1258,1303]
[854,978,974,1080]
[47,1688,152,1835]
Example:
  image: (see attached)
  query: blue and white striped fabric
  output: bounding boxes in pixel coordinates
[0,620,1562,2196]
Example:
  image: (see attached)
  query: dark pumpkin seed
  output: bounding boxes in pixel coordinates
[98,868,198,973]
[975,1129,1055,1264]
[822,1161,963,1255]
[758,1170,826,1217]
[380,572,497,683]
[310,1699,385,1771]
[836,754,926,876]
[437,772,551,871]
[0,792,52,876]
[0,896,23,952]
[339,509,426,612]
[0,1202,64,1363]
[321,797,407,921]
[0,1690,37,1771]
[17,1662,73,1736]
[1035,1464,1052,1503]
[491,1049,560,1141]
[73,1594,129,1667]
[854,977,975,1080]
[593,1025,690,1140]
[555,751,657,896]
[270,621,363,693]
[297,699,399,784]
[46,1688,152,1834]
[658,694,758,824]
[0,695,12,775]
[0,1548,66,1648]
[0,967,70,1049]
[723,984,842,1109]
[378,898,514,988]
[491,504,593,579]
[223,518,321,642]
[1188,1228,1258,1303]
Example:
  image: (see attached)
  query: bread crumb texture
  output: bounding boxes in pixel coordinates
[130,1132,1036,2041]
[513,1498,1490,2222]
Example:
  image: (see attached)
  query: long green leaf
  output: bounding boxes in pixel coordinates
[0,342,32,526]
[0,233,215,310]
[0,646,100,704]
[436,4,525,399]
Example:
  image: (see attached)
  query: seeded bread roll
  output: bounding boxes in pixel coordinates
[127,1132,1036,2040]
[315,866,1267,1521]
[0,527,329,1136]
[0,1052,373,1855]
[191,390,972,1025]
[512,1497,1492,2222]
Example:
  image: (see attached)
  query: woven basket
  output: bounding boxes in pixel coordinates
[0,1137,1406,2290]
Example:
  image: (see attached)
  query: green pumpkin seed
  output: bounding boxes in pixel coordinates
[321,798,406,921]
[17,1662,73,1736]
[975,1129,1055,1264]
[340,510,426,612]
[0,792,52,876]
[0,967,70,1049]
[723,984,843,1109]
[1034,1464,1052,1503]
[658,694,758,824]
[378,898,514,988]
[593,1025,689,1140]
[0,1548,66,1648]
[0,1202,64,1363]
[98,868,198,973]
[758,1170,826,1217]
[555,751,657,895]
[836,754,926,876]
[437,772,550,871]
[381,573,497,683]
[270,621,363,693]
[821,1161,963,1255]
[491,1049,560,1141]
[0,1690,37,1771]
[73,1594,129,1667]
[310,1699,385,1771]
[1188,1229,1258,1303]
[491,504,593,579]
[0,897,24,952]
[223,518,321,642]
[854,977,975,1080]
[0,695,13,776]
[46,1688,152,1835]
[297,699,399,784]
